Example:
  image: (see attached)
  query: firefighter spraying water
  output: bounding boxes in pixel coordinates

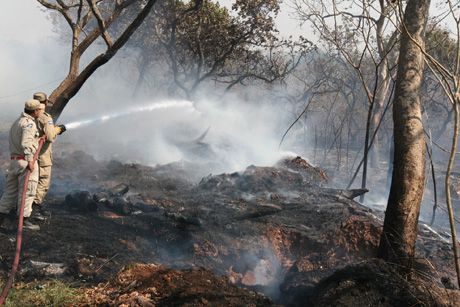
[0,99,45,305]
[32,92,66,222]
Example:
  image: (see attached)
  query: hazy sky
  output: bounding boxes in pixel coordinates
[0,1,64,113]
[0,1,54,42]
[0,1,305,106]
[0,1,305,41]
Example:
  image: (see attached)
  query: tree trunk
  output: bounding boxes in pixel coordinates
[370,3,395,168]
[378,0,430,270]
[370,58,391,168]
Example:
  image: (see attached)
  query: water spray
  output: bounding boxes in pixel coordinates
[65,100,195,130]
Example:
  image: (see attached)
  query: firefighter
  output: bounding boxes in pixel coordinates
[0,99,42,231]
[32,92,66,220]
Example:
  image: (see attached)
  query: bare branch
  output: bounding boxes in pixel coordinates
[86,0,114,48]
[37,0,75,29]
[77,6,123,55]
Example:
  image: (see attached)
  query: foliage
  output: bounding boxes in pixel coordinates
[422,23,457,137]
[108,0,312,97]
[425,22,456,68]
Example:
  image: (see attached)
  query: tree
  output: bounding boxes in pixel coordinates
[37,0,160,119]
[46,0,312,102]
[279,51,372,172]
[136,0,311,99]
[293,0,400,200]
[423,23,456,141]
[378,0,430,271]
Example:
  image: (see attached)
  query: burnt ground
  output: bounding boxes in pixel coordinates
[0,134,459,306]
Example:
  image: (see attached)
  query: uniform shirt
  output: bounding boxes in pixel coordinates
[36,111,60,166]
[9,112,39,162]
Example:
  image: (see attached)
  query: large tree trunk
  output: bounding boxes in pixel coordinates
[378,0,430,270]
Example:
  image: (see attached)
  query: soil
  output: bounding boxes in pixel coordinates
[0,133,458,306]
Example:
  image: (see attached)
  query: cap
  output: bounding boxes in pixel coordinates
[33,92,47,103]
[25,99,41,111]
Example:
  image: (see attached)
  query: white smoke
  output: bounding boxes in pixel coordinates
[0,1,303,177]
[58,94,293,173]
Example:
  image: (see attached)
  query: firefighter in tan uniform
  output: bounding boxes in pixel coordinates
[32,92,66,215]
[0,99,42,231]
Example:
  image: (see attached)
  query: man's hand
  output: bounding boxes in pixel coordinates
[27,161,35,172]
[58,124,66,135]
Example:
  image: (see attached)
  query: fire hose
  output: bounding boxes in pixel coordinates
[0,136,46,306]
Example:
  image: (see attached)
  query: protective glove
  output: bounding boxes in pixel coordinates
[58,124,67,135]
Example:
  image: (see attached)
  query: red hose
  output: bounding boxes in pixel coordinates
[0,136,45,306]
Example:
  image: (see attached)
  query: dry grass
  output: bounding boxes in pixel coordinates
[1,279,81,307]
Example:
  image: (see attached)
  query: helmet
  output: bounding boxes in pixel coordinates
[25,99,41,111]
[33,92,47,103]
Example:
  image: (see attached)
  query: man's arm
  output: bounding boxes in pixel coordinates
[40,114,59,142]
[21,121,38,170]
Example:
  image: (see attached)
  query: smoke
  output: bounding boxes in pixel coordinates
[58,94,293,173]
[0,1,306,178]
[0,39,297,177]
[0,41,67,120]
[239,246,283,299]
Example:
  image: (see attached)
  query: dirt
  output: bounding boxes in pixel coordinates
[0,135,458,306]
[80,264,274,306]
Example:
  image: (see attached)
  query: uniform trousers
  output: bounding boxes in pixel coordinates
[34,164,52,205]
[0,160,39,218]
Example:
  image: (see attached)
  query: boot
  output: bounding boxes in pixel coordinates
[31,203,49,221]
[39,205,51,217]
[31,208,46,222]
[23,218,40,231]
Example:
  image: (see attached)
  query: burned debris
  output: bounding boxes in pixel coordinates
[81,264,274,306]
[0,152,458,306]
[65,183,135,215]
[65,191,98,212]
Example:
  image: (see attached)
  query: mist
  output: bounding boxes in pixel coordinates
[58,89,295,174]
[0,1,308,176]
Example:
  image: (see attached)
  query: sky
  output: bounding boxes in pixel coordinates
[0,1,306,112]
[0,1,67,115]
[0,1,53,43]
[0,0,451,108]
[0,1,305,42]
[0,0,306,46]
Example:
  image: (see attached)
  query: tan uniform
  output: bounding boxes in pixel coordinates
[0,113,39,217]
[34,112,60,205]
